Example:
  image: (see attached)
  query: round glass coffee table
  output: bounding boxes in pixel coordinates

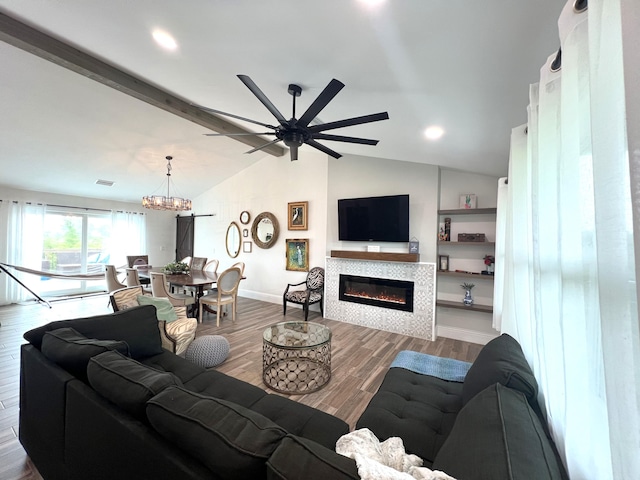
[262,321,332,394]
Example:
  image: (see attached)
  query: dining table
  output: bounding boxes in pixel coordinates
[137,266,218,305]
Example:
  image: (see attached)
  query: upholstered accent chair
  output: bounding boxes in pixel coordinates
[283,267,324,321]
[110,286,197,356]
[150,272,196,315]
[198,267,242,326]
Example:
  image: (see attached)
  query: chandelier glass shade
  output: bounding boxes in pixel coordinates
[142,156,192,211]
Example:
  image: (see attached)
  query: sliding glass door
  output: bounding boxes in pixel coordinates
[39,207,112,296]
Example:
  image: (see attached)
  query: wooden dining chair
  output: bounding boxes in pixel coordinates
[150,272,196,315]
[125,268,151,294]
[198,267,242,326]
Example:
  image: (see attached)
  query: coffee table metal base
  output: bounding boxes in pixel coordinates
[262,322,331,394]
[263,349,331,394]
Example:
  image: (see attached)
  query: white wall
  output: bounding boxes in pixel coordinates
[326,154,440,262]
[190,150,328,305]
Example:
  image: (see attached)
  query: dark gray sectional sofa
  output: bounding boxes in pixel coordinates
[20,305,568,479]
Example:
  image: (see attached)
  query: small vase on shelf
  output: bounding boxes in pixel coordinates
[461,282,475,307]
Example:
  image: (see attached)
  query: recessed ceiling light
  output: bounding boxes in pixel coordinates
[357,0,386,8]
[424,126,445,141]
[152,29,178,51]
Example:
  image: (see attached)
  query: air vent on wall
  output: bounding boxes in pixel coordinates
[95,179,114,187]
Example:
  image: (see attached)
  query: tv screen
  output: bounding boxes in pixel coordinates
[338,194,409,242]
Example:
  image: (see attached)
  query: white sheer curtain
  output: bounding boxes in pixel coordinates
[497,1,640,478]
[110,211,147,268]
[0,201,45,304]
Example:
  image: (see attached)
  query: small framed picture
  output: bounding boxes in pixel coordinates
[243,228,249,237]
[459,194,477,209]
[438,254,450,272]
[242,241,252,253]
[286,238,309,271]
[288,201,308,230]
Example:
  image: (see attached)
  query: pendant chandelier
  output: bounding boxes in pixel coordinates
[142,155,192,211]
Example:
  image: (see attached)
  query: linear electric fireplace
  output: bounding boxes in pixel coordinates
[339,274,414,312]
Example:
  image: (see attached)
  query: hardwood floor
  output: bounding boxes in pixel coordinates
[0,294,483,480]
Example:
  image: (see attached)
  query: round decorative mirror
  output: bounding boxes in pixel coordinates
[226,221,241,258]
[239,211,251,225]
[251,212,279,249]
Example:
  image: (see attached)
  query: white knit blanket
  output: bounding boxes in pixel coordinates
[336,429,456,480]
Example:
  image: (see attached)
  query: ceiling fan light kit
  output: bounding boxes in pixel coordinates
[142,156,192,211]
[201,75,389,161]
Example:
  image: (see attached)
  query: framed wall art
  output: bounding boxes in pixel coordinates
[286,238,309,271]
[243,241,252,253]
[459,194,477,209]
[288,201,308,230]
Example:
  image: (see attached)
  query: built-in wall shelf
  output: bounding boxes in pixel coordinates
[438,207,497,215]
[436,300,493,314]
[437,271,494,280]
[438,241,495,246]
[330,250,420,263]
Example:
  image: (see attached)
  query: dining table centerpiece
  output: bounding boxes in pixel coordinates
[163,261,190,275]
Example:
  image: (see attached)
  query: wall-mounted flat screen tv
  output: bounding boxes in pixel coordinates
[338,194,409,242]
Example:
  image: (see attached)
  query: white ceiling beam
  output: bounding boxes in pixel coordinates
[0,12,286,157]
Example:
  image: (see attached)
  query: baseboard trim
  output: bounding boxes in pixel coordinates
[436,325,499,345]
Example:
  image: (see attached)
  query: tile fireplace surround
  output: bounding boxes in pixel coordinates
[325,256,436,340]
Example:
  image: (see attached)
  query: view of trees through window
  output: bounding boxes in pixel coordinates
[40,210,112,295]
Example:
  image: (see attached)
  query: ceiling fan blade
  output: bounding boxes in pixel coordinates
[204,132,274,137]
[305,139,342,159]
[289,144,299,161]
[296,79,345,128]
[194,104,277,129]
[308,112,389,133]
[244,138,283,155]
[237,75,288,126]
[312,133,379,145]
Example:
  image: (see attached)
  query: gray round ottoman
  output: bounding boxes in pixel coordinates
[185,335,230,368]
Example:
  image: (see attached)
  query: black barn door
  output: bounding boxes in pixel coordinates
[176,215,194,262]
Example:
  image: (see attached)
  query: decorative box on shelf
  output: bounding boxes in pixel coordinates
[457,233,486,242]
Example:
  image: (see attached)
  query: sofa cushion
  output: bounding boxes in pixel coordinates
[252,394,350,449]
[355,367,464,465]
[136,295,179,322]
[24,305,163,359]
[432,383,567,480]
[266,435,360,480]
[147,386,287,479]
[462,333,538,406]
[87,350,182,419]
[40,327,130,382]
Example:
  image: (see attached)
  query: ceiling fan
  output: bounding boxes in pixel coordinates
[198,75,389,161]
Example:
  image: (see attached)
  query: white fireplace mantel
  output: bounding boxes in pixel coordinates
[325,257,436,340]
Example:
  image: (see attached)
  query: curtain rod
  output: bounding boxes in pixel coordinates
[176,213,216,218]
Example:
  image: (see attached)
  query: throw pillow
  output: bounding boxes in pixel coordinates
[87,350,182,420]
[462,333,538,406]
[24,305,164,358]
[147,386,287,479]
[267,435,360,480]
[432,383,567,480]
[136,295,179,322]
[41,327,130,382]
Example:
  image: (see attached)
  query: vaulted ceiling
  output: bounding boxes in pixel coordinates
[0,1,563,204]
